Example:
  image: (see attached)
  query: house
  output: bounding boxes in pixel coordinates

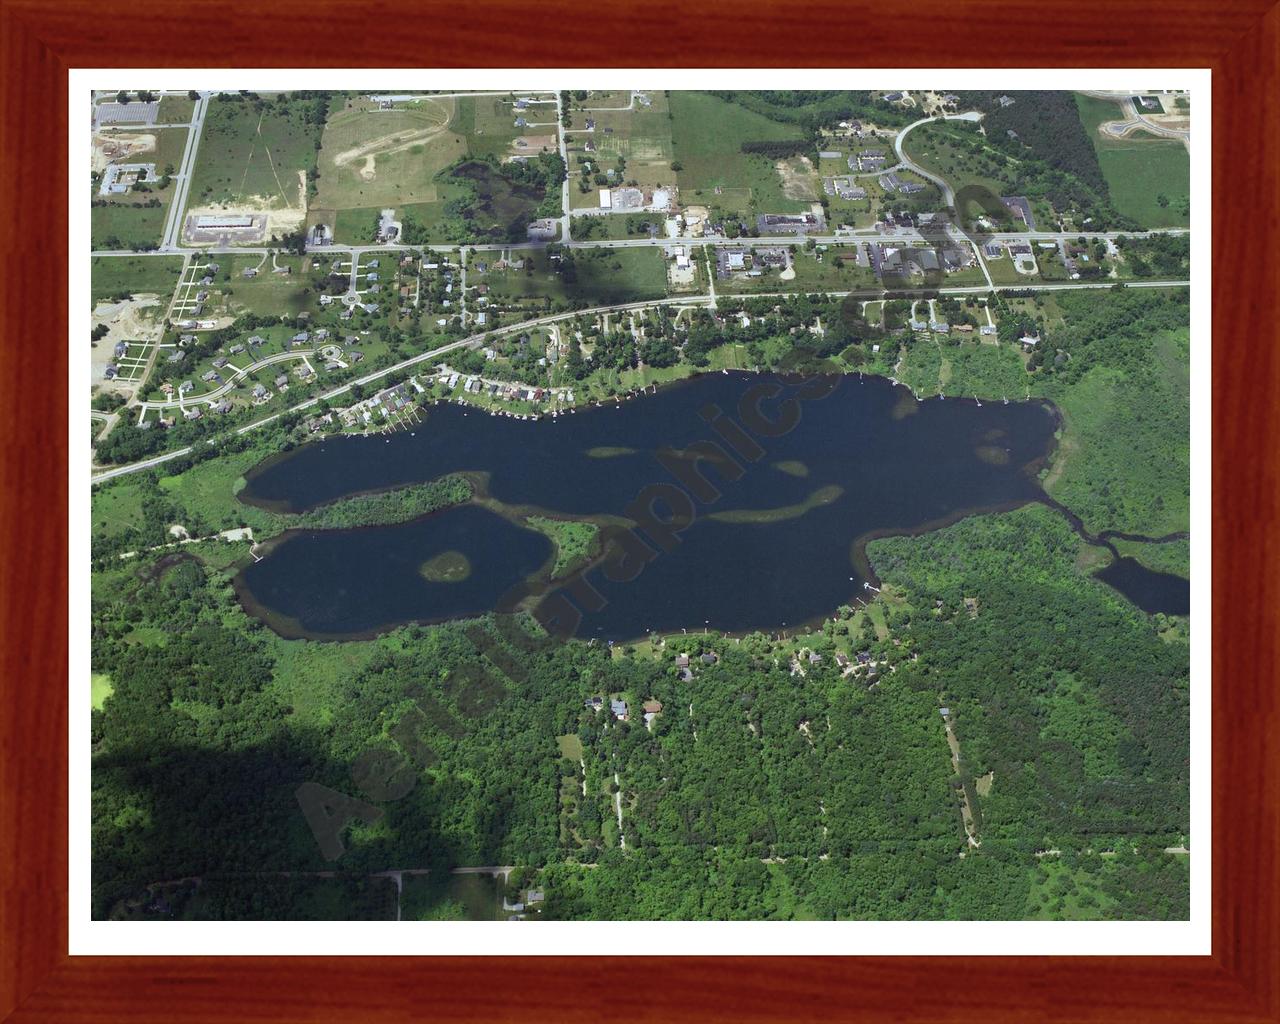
[610,699,628,721]
[178,380,193,394]
[212,401,232,414]
[808,651,823,665]
[242,267,257,278]
[584,696,603,711]
[166,350,185,364]
[525,890,544,905]
[835,652,850,669]
[248,335,265,347]
[183,407,202,420]
[113,341,128,359]
[291,331,310,345]
[252,384,268,399]
[212,356,228,368]
[104,365,117,379]
[980,325,997,336]
[700,652,718,666]
[200,370,220,383]
[643,700,663,715]
[1020,334,1040,349]
[228,344,245,355]
[275,374,289,387]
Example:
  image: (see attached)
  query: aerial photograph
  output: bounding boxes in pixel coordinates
[88,87,1192,922]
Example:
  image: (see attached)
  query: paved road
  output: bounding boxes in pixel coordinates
[893,111,984,208]
[159,91,209,250]
[140,349,315,411]
[90,225,1187,262]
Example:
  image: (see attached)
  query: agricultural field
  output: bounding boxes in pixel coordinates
[1076,94,1190,229]
[668,92,812,215]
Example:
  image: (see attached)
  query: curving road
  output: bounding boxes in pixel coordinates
[893,111,983,209]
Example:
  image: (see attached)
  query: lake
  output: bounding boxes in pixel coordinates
[234,371,1170,640]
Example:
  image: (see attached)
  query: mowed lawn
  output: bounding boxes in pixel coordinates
[90,255,184,305]
[1075,94,1190,229]
[315,99,462,211]
[668,92,809,213]
[187,97,323,210]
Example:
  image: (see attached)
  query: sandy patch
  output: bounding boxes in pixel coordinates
[333,122,451,180]
[185,170,308,237]
[91,294,165,388]
[92,132,157,173]
[776,156,819,201]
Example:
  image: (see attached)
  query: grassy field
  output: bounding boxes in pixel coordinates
[157,96,195,123]
[451,93,536,162]
[214,254,314,317]
[91,202,169,250]
[187,96,323,211]
[668,92,810,214]
[1043,327,1190,536]
[315,98,462,212]
[1076,94,1190,229]
[91,673,114,710]
[480,248,667,307]
[90,255,184,305]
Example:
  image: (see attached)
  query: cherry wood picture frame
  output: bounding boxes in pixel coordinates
[3,1,1276,1020]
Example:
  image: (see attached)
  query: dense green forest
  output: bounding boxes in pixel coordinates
[91,492,1188,920]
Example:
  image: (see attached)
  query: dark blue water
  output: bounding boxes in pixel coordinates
[1096,556,1190,616]
[237,372,1067,639]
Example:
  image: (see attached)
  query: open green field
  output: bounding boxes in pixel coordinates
[90,255,183,305]
[214,254,314,317]
[157,96,195,123]
[480,248,667,307]
[316,98,462,211]
[669,92,810,214]
[1076,95,1190,229]
[91,673,114,710]
[92,202,168,250]
[902,121,1026,222]
[187,95,324,212]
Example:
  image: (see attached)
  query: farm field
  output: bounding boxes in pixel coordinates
[1076,94,1190,229]
[668,92,811,215]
